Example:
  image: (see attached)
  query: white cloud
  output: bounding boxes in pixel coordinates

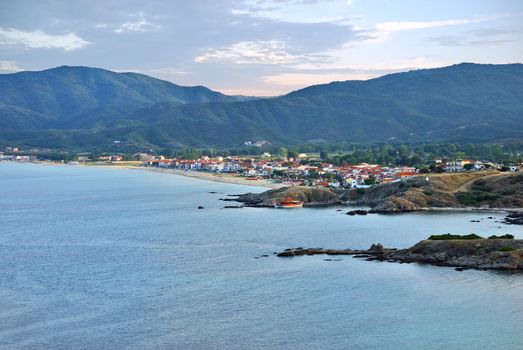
[0,28,88,51]
[293,56,448,73]
[0,60,22,72]
[231,9,252,15]
[375,19,480,34]
[114,18,161,33]
[195,40,315,65]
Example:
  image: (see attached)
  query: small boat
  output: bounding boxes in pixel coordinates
[275,197,304,208]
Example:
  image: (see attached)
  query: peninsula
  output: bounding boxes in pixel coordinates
[277,235,523,271]
[233,172,523,213]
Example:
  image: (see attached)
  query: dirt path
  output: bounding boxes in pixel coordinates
[455,172,511,193]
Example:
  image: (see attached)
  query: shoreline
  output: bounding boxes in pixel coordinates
[134,167,285,189]
[22,161,284,189]
[5,161,522,214]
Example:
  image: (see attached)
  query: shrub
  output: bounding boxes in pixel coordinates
[456,191,500,206]
[488,234,514,240]
[498,246,516,252]
[500,189,515,196]
[423,188,434,196]
[428,233,483,240]
[456,192,480,206]
[356,188,366,195]
[510,174,523,184]
[471,184,493,192]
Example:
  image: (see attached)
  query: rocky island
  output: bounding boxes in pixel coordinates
[277,234,523,271]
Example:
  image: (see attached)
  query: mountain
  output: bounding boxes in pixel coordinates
[0,66,248,130]
[0,63,522,150]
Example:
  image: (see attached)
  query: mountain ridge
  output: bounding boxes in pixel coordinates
[0,63,522,150]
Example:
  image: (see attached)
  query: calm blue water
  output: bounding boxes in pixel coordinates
[1,162,522,349]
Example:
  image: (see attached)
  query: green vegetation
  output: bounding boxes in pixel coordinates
[427,233,483,240]
[356,188,366,195]
[498,245,516,252]
[422,188,434,196]
[500,189,516,196]
[456,191,501,207]
[488,234,515,239]
[1,63,523,151]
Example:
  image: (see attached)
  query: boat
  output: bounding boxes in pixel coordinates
[275,197,304,208]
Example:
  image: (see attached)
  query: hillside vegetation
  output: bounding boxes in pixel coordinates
[237,172,523,212]
[1,63,522,149]
[353,172,523,212]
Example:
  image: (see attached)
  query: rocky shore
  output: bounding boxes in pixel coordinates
[277,237,523,271]
[234,172,523,214]
[233,186,342,207]
[505,212,523,225]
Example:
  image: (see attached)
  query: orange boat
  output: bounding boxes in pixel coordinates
[275,197,304,208]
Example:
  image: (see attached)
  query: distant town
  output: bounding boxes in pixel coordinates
[2,145,521,189]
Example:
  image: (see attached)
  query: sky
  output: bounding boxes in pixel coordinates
[0,0,522,96]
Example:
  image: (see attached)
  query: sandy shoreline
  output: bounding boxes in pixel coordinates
[29,161,284,189]
[126,166,285,188]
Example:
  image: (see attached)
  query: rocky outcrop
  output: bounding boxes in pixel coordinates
[369,196,424,213]
[388,239,523,270]
[235,186,342,207]
[277,238,523,271]
[505,212,523,225]
[346,210,368,215]
[233,172,523,213]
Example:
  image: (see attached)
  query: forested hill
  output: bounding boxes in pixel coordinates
[0,66,249,130]
[1,63,522,150]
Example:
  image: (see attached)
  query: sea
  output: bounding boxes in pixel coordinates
[1,162,522,349]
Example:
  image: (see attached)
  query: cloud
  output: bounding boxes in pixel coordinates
[114,18,161,33]
[194,40,328,65]
[429,27,520,47]
[0,60,22,72]
[0,28,88,51]
[365,18,488,42]
[375,19,476,33]
[234,0,352,23]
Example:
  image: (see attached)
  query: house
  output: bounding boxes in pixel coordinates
[97,155,123,162]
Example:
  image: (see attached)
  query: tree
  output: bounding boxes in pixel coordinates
[308,170,319,179]
[287,150,299,159]
[320,150,329,160]
[364,177,376,185]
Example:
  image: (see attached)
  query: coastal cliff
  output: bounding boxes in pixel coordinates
[236,172,523,213]
[277,236,523,271]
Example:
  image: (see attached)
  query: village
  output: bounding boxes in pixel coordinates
[1,145,521,189]
[135,152,520,189]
